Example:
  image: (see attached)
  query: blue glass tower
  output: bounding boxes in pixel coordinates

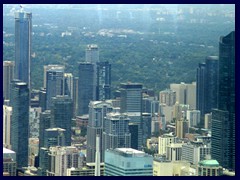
[14,10,32,88]
[10,80,29,168]
[211,31,235,170]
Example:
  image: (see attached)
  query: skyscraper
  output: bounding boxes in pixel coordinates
[3,61,15,100]
[47,146,81,176]
[196,56,218,119]
[212,31,235,170]
[186,110,201,127]
[120,83,143,113]
[46,66,65,109]
[51,95,73,146]
[86,44,99,63]
[96,61,111,101]
[119,83,143,150]
[87,101,113,163]
[170,82,196,109]
[10,80,29,168]
[14,10,32,88]
[3,105,12,149]
[43,65,65,89]
[38,110,51,151]
[159,89,176,106]
[175,118,189,139]
[102,113,131,159]
[78,62,95,115]
[44,128,66,147]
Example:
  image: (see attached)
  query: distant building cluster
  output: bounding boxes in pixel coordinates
[2,7,235,176]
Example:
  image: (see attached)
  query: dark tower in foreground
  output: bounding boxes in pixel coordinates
[211,31,235,170]
[10,80,29,168]
[196,56,218,124]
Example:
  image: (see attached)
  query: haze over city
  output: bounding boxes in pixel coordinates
[3,4,235,176]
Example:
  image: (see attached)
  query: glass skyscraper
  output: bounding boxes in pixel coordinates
[51,95,73,146]
[120,83,143,150]
[10,80,29,168]
[86,101,113,163]
[46,66,65,110]
[14,10,32,88]
[102,113,131,160]
[211,31,235,170]
[196,56,218,122]
[78,62,96,115]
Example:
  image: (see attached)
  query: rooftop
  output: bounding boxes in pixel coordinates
[114,148,147,157]
[3,148,15,154]
[198,159,220,167]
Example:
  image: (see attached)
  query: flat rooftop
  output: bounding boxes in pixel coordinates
[116,148,145,155]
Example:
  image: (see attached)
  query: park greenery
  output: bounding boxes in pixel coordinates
[3,5,235,93]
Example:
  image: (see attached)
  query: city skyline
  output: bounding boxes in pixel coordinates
[3,4,235,176]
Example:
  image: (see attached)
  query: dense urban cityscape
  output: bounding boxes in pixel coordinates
[3,4,235,176]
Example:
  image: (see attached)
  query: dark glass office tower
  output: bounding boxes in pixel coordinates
[38,110,51,151]
[78,62,96,115]
[10,80,29,168]
[120,83,143,113]
[96,61,111,101]
[120,83,143,150]
[46,67,64,109]
[51,95,73,146]
[196,56,218,122]
[212,31,235,170]
[14,10,32,88]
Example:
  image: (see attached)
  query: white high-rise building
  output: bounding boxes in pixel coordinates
[166,143,183,161]
[182,141,211,165]
[3,61,14,100]
[159,89,176,106]
[47,146,82,176]
[158,133,176,156]
[204,113,212,129]
[170,82,196,109]
[3,105,12,149]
